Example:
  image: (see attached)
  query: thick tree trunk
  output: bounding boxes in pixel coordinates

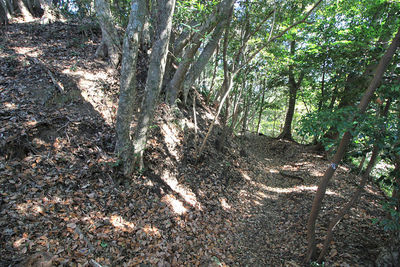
[132,0,175,169]
[16,0,34,21]
[115,0,146,177]
[95,0,122,68]
[305,26,400,263]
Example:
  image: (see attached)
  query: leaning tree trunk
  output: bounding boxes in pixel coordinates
[132,0,175,170]
[16,0,34,21]
[95,0,122,68]
[166,0,234,105]
[115,0,146,177]
[182,19,226,104]
[317,98,391,262]
[305,26,400,263]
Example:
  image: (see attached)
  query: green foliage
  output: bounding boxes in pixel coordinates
[174,0,218,33]
[297,106,357,147]
[372,197,400,232]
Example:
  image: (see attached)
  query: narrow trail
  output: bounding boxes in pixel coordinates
[0,21,390,266]
[229,135,387,266]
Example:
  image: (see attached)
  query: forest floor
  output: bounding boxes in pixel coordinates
[0,20,391,266]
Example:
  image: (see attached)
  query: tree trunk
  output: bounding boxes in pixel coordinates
[115,0,146,177]
[182,17,227,103]
[166,0,234,105]
[206,44,219,105]
[256,79,266,134]
[132,0,175,169]
[317,60,326,111]
[37,0,57,23]
[95,0,122,68]
[317,98,391,262]
[321,19,395,146]
[305,26,400,263]
[0,0,14,24]
[278,40,303,140]
[165,40,202,105]
[16,0,34,21]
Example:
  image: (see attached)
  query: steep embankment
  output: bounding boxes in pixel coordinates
[0,21,389,266]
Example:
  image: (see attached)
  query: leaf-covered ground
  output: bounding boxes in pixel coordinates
[0,20,390,266]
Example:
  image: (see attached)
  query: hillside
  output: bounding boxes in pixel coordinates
[0,20,391,266]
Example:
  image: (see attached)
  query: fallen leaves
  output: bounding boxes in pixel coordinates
[0,20,391,267]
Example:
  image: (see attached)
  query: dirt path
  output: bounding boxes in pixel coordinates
[0,21,390,266]
[230,135,388,266]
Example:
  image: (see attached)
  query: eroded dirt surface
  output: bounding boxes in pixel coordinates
[0,20,389,266]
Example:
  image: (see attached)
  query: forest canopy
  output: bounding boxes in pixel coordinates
[1,0,400,265]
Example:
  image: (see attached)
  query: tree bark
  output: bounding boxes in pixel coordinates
[317,60,326,111]
[16,0,34,21]
[206,43,219,104]
[166,0,234,105]
[132,0,175,169]
[182,17,227,104]
[278,40,304,140]
[256,79,266,133]
[95,0,122,68]
[0,0,8,24]
[305,26,400,263]
[317,98,391,262]
[115,0,146,177]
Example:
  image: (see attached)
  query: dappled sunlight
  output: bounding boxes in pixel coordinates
[239,169,252,181]
[256,190,274,200]
[15,202,45,215]
[364,184,383,197]
[219,197,232,211]
[110,215,135,232]
[61,68,116,125]
[13,46,41,58]
[238,167,340,202]
[183,119,195,129]
[3,102,17,110]
[309,168,324,177]
[161,123,181,159]
[13,233,29,249]
[142,225,162,238]
[161,194,188,215]
[161,169,202,210]
[252,199,262,205]
[269,168,279,174]
[254,181,340,196]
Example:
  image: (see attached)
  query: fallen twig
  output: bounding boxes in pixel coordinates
[33,58,65,93]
